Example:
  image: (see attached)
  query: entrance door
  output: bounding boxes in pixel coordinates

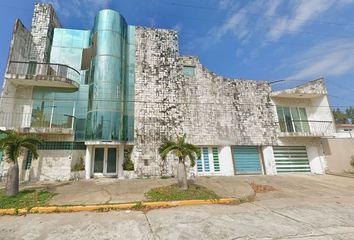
[93,147,117,176]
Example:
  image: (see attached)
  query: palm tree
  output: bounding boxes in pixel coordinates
[0,130,41,196]
[159,134,200,190]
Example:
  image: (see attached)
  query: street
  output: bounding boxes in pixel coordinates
[1,175,354,239]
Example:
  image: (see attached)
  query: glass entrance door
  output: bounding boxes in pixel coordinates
[106,148,117,174]
[93,147,117,176]
[94,148,104,173]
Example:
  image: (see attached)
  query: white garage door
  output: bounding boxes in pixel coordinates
[273,146,311,173]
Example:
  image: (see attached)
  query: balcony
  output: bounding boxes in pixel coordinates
[6,61,80,89]
[0,112,74,135]
[277,120,334,137]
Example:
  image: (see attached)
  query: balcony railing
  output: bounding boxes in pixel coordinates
[6,61,80,87]
[0,112,74,134]
[277,120,334,137]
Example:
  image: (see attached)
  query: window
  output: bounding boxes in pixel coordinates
[183,66,196,77]
[196,147,220,174]
[25,151,32,170]
[277,106,310,133]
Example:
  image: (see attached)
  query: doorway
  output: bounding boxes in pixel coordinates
[93,147,117,176]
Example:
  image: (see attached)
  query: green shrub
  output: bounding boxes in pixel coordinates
[350,156,354,168]
[123,159,134,171]
[72,157,84,171]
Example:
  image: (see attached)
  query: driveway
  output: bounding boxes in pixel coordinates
[1,175,354,239]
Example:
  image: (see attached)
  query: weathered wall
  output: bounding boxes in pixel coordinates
[133,27,277,177]
[0,19,34,127]
[180,56,277,146]
[132,27,183,176]
[31,3,61,63]
[323,138,354,173]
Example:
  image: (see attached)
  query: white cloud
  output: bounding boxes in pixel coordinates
[41,0,111,20]
[267,0,334,41]
[208,0,354,45]
[286,39,354,80]
[173,23,183,32]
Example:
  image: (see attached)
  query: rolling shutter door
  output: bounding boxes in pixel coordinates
[273,146,311,173]
[233,146,262,174]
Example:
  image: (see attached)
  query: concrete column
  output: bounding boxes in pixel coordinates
[118,145,124,179]
[262,146,277,175]
[85,145,93,179]
[219,146,234,176]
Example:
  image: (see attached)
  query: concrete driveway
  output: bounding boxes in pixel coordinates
[1,175,354,239]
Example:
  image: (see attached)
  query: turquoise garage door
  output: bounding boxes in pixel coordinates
[233,146,262,174]
[273,146,311,173]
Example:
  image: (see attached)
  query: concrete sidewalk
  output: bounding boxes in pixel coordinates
[46,177,254,205]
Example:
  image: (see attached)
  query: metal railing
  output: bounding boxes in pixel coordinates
[0,112,74,130]
[7,61,80,82]
[277,120,334,136]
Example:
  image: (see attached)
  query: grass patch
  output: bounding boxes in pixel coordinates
[0,189,54,209]
[145,184,219,201]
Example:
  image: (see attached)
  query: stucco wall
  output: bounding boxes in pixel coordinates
[323,138,354,173]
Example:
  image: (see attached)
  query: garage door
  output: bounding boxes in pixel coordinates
[273,146,311,173]
[233,146,262,174]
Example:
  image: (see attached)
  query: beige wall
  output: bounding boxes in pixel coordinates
[323,138,354,173]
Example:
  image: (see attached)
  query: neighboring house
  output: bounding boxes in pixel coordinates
[323,124,354,174]
[0,3,336,181]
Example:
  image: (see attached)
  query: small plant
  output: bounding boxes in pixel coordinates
[132,201,144,210]
[123,159,134,171]
[72,157,84,172]
[350,156,354,168]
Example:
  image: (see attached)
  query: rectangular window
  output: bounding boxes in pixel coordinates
[276,106,309,133]
[196,147,221,174]
[183,66,196,77]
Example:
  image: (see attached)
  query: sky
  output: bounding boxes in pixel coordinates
[1,0,354,109]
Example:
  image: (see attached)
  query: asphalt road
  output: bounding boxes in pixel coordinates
[1,175,354,239]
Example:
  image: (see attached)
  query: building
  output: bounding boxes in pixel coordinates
[0,4,336,181]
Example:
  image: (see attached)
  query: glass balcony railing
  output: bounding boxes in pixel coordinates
[277,120,334,136]
[0,112,75,134]
[7,61,80,84]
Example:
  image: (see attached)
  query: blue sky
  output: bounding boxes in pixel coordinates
[1,0,354,109]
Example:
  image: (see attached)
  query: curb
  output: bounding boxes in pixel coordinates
[0,198,241,216]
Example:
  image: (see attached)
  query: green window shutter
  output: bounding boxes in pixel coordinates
[202,147,210,172]
[25,151,33,170]
[212,147,220,172]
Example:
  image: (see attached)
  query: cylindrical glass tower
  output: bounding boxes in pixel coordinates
[85,10,128,141]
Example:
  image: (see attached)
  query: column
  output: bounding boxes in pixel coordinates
[85,145,93,179]
[118,145,124,179]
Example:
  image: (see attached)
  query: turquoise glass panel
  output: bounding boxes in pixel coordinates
[85,10,134,142]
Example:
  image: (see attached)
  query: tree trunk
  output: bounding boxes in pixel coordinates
[6,162,19,196]
[177,157,188,190]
